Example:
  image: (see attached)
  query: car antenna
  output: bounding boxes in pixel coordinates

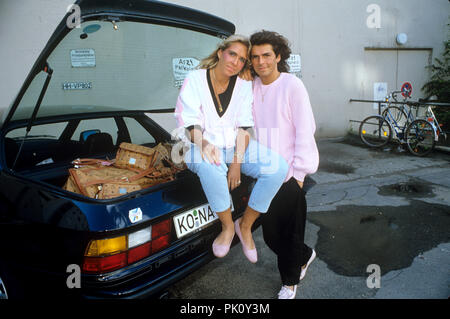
[12,62,53,170]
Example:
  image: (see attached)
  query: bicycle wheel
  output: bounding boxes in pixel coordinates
[405,119,436,156]
[359,115,392,148]
[382,106,409,130]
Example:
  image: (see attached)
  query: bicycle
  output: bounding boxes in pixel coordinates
[359,90,411,148]
[358,80,448,156]
[360,102,447,156]
[381,90,417,137]
[405,104,447,156]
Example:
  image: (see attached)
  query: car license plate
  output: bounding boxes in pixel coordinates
[174,202,234,239]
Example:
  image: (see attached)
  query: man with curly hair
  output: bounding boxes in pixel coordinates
[250,30,319,299]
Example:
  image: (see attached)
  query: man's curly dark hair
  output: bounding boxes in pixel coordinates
[250,30,291,73]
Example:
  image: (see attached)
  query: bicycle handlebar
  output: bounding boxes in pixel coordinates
[386,90,409,102]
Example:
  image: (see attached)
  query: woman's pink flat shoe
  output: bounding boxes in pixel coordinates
[234,218,257,263]
[212,234,234,258]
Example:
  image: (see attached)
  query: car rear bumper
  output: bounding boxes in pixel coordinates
[81,225,220,299]
[84,250,213,299]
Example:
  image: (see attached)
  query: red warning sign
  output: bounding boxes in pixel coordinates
[401,82,412,98]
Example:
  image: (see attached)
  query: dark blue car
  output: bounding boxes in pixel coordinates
[0,0,253,299]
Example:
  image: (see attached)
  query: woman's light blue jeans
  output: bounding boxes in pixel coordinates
[185,139,288,214]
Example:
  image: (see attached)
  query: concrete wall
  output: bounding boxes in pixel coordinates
[1,0,449,137]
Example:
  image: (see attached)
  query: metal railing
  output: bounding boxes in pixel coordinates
[349,98,450,116]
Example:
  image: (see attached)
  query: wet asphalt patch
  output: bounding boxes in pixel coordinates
[307,200,450,277]
[378,180,435,198]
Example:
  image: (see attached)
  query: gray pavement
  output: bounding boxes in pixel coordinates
[168,136,450,299]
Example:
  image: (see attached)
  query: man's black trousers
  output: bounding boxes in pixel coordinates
[261,177,313,286]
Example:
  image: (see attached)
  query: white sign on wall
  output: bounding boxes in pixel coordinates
[373,82,387,110]
[287,54,301,78]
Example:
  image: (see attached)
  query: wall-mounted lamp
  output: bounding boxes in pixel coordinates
[396,33,407,45]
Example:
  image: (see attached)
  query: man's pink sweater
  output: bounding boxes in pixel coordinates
[253,73,319,182]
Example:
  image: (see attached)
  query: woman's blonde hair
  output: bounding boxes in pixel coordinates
[198,34,251,71]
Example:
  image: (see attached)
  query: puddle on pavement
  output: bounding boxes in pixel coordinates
[378,181,435,198]
[307,200,450,276]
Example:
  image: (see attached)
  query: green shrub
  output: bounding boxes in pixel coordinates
[422,24,450,131]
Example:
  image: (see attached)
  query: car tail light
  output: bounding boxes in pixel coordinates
[127,242,151,265]
[128,227,152,248]
[152,219,171,239]
[82,219,172,274]
[151,219,171,254]
[152,235,170,253]
[83,253,127,273]
[85,236,127,257]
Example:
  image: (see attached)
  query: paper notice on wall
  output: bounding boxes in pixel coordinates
[173,57,200,88]
[287,54,301,78]
[373,82,387,110]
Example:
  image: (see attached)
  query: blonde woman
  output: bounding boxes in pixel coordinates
[175,35,287,263]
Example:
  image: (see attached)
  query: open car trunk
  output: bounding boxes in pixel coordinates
[2,115,203,210]
[3,112,178,193]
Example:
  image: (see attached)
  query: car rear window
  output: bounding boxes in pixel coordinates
[11,20,222,121]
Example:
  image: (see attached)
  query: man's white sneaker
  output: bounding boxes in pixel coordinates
[277,285,297,299]
[300,249,316,280]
